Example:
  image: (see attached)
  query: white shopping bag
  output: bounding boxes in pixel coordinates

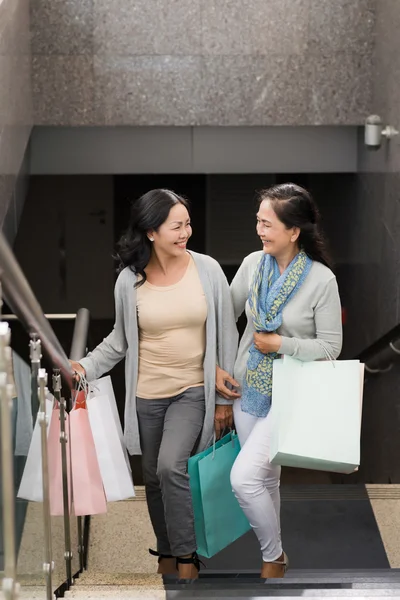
[86,393,135,502]
[88,376,131,472]
[269,355,364,474]
[17,395,54,502]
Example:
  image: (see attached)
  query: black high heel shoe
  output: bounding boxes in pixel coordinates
[149,548,177,574]
[176,552,204,583]
[149,548,174,562]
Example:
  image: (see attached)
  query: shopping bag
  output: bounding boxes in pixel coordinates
[48,403,72,516]
[188,431,250,558]
[69,391,107,516]
[269,355,365,474]
[88,376,131,472]
[17,395,54,502]
[13,350,33,457]
[86,393,135,502]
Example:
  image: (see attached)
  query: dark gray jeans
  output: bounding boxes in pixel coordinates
[136,386,205,557]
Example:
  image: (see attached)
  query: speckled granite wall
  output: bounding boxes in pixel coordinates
[30,0,375,126]
[0,0,32,227]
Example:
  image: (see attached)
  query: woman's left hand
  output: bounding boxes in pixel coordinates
[253,332,282,354]
[214,405,233,439]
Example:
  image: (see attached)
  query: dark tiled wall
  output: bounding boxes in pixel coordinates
[353,0,400,483]
[311,173,400,358]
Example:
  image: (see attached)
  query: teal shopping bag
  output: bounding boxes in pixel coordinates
[188,431,250,558]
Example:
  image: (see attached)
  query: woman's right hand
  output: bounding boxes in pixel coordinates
[216,366,241,401]
[70,360,86,382]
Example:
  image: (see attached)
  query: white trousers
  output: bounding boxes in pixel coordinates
[231,400,282,562]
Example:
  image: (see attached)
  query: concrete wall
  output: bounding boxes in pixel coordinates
[29,126,359,174]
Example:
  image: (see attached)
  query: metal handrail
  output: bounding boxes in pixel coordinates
[69,309,90,362]
[2,314,78,321]
[0,230,92,596]
[359,323,400,375]
[0,232,73,384]
[0,323,18,600]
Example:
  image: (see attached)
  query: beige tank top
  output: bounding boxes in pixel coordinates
[136,257,207,399]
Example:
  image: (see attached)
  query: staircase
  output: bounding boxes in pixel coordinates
[62,485,400,598]
[64,570,400,599]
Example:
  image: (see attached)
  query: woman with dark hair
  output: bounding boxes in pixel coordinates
[216,183,342,578]
[71,189,239,581]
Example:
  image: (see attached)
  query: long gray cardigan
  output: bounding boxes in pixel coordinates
[79,251,239,456]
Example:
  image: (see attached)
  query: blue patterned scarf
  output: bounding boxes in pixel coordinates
[241,250,313,418]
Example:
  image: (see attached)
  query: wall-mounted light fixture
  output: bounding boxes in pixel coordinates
[364,115,399,150]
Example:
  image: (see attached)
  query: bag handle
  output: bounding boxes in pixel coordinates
[72,372,89,409]
[314,340,336,367]
[212,427,235,460]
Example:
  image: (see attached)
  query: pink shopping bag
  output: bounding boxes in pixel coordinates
[48,403,72,516]
[70,391,107,516]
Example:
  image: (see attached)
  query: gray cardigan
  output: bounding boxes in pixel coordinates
[231,251,343,388]
[79,251,238,455]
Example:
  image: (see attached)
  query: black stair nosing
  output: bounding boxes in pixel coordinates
[168,579,400,585]
[192,579,400,586]
[163,579,400,589]
[195,576,400,587]
[197,569,400,578]
[279,485,370,501]
[165,586,400,592]
[166,581,400,588]
[165,589,400,598]
[165,593,400,597]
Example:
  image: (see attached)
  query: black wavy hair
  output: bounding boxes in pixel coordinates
[116,189,189,287]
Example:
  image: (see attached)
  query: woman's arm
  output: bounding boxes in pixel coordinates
[230,255,252,322]
[279,277,342,361]
[209,260,239,403]
[78,273,128,381]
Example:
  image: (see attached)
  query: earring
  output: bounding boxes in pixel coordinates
[149,237,154,242]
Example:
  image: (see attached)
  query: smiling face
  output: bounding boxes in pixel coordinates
[149,202,192,258]
[256,199,300,257]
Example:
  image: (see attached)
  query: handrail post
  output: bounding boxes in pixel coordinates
[0,322,19,600]
[68,307,90,575]
[53,369,72,588]
[69,308,90,364]
[37,366,53,600]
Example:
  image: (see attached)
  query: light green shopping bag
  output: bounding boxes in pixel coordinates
[270,355,364,474]
[188,431,250,558]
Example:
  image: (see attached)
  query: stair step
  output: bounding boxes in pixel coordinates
[198,574,400,579]
[65,588,165,598]
[166,589,400,598]
[168,580,400,586]
[66,589,400,599]
[67,570,400,599]
[198,569,400,577]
